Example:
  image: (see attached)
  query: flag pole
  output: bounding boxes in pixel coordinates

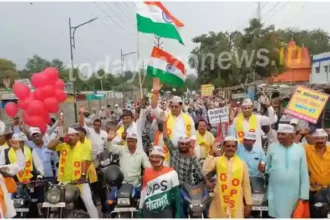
[137,31,143,99]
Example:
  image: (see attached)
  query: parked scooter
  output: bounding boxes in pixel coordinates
[180,182,209,218]
[250,176,268,218]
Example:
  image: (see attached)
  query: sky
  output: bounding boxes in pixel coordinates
[1,1,330,76]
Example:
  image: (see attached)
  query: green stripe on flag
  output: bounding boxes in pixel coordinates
[147,66,184,87]
[137,14,184,44]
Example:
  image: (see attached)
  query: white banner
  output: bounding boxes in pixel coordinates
[208,107,229,124]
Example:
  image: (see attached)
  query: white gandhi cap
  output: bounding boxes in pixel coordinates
[30,127,41,135]
[11,133,25,141]
[126,132,138,140]
[244,131,257,140]
[67,127,79,135]
[150,146,165,157]
[171,96,183,104]
[241,99,253,107]
[277,124,295,134]
[312,129,328,137]
[224,136,238,142]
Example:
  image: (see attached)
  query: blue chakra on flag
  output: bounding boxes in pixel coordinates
[166,64,175,72]
[162,11,172,23]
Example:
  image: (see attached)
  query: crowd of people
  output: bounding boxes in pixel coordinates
[0,82,329,219]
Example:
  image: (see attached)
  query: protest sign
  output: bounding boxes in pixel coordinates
[285,85,329,124]
[201,84,214,97]
[208,107,229,125]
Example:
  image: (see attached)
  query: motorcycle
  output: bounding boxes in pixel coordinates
[311,184,330,218]
[250,176,268,218]
[104,165,141,218]
[180,182,209,218]
[12,182,35,217]
[42,181,87,218]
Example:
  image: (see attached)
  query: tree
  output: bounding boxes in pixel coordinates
[190,18,330,87]
[0,58,18,89]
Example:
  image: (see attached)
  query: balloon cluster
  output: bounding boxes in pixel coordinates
[4,67,67,133]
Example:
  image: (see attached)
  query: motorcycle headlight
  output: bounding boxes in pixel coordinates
[100,159,110,167]
[315,202,323,208]
[117,198,130,206]
[13,198,24,208]
[46,188,61,204]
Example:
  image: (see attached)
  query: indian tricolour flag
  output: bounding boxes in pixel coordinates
[147,46,186,87]
[136,2,184,44]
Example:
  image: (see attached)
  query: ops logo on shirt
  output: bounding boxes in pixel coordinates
[146,180,168,196]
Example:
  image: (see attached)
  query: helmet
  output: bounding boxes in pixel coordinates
[105,165,123,187]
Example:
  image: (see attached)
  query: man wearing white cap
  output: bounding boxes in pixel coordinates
[206,136,252,218]
[99,106,106,120]
[47,127,98,218]
[26,127,58,181]
[237,131,265,178]
[304,129,330,217]
[261,118,278,149]
[108,132,151,184]
[151,92,196,148]
[230,98,277,150]
[138,146,182,218]
[259,124,309,218]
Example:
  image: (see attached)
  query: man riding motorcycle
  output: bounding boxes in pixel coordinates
[138,146,182,218]
[47,127,98,218]
[108,132,151,184]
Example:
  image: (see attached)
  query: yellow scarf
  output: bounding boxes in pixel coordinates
[197,131,212,158]
[154,131,170,163]
[8,146,33,183]
[216,155,244,218]
[167,112,192,139]
[57,145,83,183]
[116,126,127,146]
[0,185,5,218]
[236,113,258,143]
[84,139,98,184]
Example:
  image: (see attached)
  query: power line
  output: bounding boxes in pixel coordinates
[263,2,281,17]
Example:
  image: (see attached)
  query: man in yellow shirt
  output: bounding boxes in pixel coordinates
[304,129,330,218]
[47,127,98,218]
[195,119,215,159]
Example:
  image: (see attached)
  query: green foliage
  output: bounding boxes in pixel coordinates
[0,58,18,88]
[190,18,330,87]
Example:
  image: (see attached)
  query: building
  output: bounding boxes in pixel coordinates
[269,40,311,83]
[310,52,330,84]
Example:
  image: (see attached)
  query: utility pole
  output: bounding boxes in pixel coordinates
[257,2,261,21]
[154,35,163,48]
[69,17,97,122]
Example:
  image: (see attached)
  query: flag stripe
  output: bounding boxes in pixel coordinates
[144,1,184,27]
[136,14,183,44]
[148,57,185,81]
[147,66,184,87]
[151,47,185,74]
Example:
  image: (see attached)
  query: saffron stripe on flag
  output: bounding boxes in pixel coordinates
[144,1,184,27]
[151,47,185,74]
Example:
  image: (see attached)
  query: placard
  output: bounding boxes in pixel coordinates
[208,107,229,125]
[285,85,329,124]
[201,84,214,97]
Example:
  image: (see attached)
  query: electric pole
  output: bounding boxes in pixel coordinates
[154,35,163,48]
[257,2,261,21]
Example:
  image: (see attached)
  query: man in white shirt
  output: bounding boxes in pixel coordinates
[151,95,196,147]
[261,119,278,147]
[230,98,278,150]
[79,107,108,161]
[99,107,106,120]
[108,132,151,184]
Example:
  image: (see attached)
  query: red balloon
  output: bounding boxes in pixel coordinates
[44,97,59,113]
[34,88,46,101]
[13,82,30,100]
[28,116,45,127]
[43,67,59,84]
[27,100,46,116]
[31,73,47,88]
[23,112,32,126]
[55,89,67,102]
[42,85,56,98]
[4,102,19,118]
[55,79,65,90]
[18,99,29,110]
[43,113,51,124]
[39,123,48,133]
